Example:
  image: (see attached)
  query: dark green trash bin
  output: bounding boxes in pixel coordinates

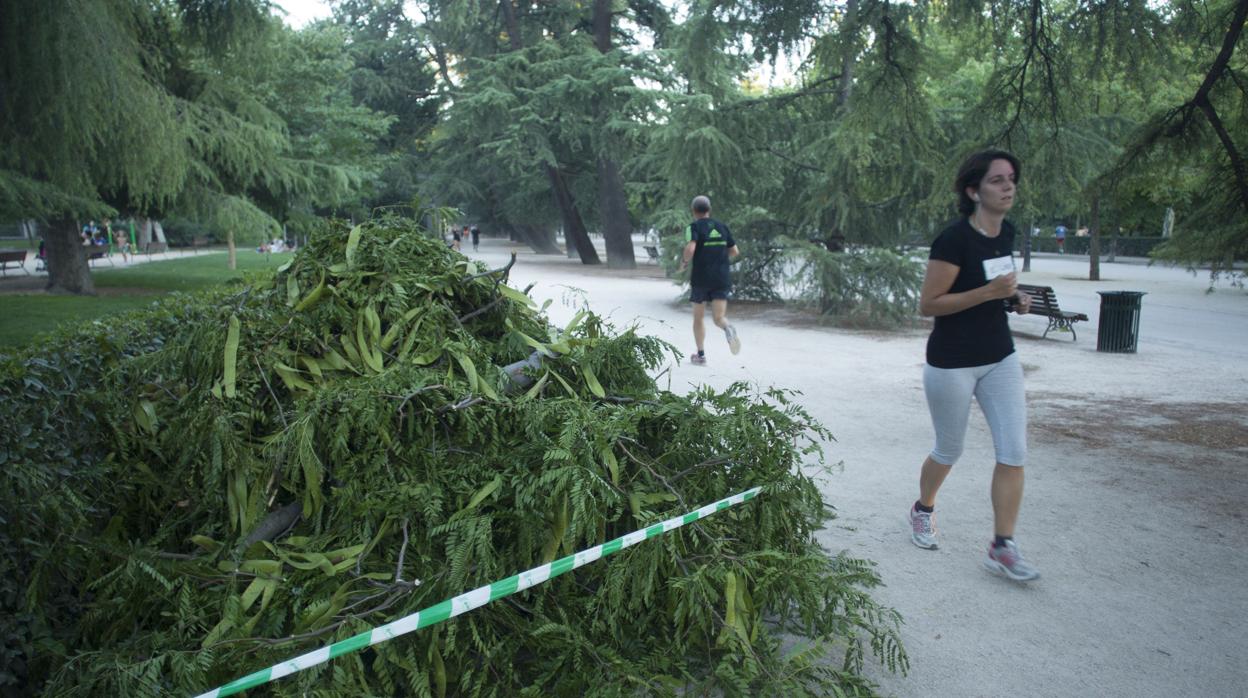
[1096,291,1146,352]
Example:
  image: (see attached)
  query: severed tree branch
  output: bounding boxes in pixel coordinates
[461,251,516,283]
[458,282,535,323]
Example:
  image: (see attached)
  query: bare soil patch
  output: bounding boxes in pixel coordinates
[0,279,161,297]
[1032,394,1248,452]
[0,276,48,294]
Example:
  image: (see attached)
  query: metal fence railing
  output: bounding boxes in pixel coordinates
[1018,236,1167,258]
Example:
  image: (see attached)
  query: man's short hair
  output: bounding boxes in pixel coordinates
[691,196,711,214]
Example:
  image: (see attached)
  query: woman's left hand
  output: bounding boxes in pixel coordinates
[1014,293,1031,315]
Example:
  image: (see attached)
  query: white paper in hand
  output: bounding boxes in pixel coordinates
[982,255,1015,279]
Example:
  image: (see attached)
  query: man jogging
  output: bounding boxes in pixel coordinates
[678,195,741,366]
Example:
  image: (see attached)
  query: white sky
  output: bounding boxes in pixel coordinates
[274,0,332,29]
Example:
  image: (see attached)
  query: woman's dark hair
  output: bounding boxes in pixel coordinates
[954,149,1021,216]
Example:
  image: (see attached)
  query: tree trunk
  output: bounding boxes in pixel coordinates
[227,230,237,270]
[836,0,860,109]
[591,0,636,269]
[516,224,561,255]
[137,217,152,247]
[593,0,613,52]
[546,163,600,264]
[500,0,524,51]
[598,157,636,269]
[503,0,596,264]
[1088,194,1101,281]
[45,218,94,295]
[1023,217,1032,272]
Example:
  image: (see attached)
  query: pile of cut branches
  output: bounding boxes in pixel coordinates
[0,217,905,697]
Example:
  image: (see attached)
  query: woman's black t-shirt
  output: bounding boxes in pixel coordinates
[925,218,1016,369]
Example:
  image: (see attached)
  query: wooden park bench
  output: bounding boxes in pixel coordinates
[1017,283,1088,341]
[643,245,660,264]
[190,236,212,253]
[87,245,114,267]
[144,240,169,255]
[0,249,29,276]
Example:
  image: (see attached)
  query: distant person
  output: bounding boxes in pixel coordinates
[453,226,464,252]
[470,225,480,252]
[908,149,1038,582]
[1054,224,1066,254]
[110,222,132,262]
[117,238,131,261]
[81,220,97,246]
[677,195,741,365]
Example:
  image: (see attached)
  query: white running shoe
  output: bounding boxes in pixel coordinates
[908,503,938,550]
[984,539,1040,581]
[724,324,741,355]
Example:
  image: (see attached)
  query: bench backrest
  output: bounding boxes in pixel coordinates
[146,241,168,253]
[0,250,26,262]
[1018,284,1061,315]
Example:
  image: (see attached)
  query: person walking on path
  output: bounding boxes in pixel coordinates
[677,195,741,365]
[470,225,480,252]
[907,150,1040,582]
[1054,223,1066,254]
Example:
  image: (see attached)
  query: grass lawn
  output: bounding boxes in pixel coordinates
[0,252,287,349]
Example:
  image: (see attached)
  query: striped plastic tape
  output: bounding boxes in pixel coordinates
[195,486,762,697]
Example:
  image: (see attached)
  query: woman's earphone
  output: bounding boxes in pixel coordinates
[972,193,980,202]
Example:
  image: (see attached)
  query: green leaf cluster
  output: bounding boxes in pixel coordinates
[0,218,904,696]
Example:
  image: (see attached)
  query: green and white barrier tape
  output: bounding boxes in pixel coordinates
[195,486,762,697]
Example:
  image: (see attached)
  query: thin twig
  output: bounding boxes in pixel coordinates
[461,252,517,283]
[458,296,507,323]
[254,355,290,507]
[395,519,410,583]
[436,395,484,414]
[390,383,446,419]
[255,356,289,428]
[669,456,732,484]
[601,395,660,406]
[457,281,535,324]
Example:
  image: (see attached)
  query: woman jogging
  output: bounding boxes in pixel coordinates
[906,149,1039,582]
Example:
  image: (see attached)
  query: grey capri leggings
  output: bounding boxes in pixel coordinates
[924,352,1027,466]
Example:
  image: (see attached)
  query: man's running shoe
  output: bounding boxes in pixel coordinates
[690,353,707,366]
[908,503,937,550]
[984,539,1040,581]
[725,325,741,355]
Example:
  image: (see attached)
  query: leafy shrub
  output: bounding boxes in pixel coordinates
[788,244,924,327]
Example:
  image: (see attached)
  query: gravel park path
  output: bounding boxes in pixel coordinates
[10,236,1242,695]
[473,238,1247,697]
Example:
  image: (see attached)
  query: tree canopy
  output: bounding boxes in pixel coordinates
[3,0,1244,278]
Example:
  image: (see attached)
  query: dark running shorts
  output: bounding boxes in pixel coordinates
[690,286,730,303]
